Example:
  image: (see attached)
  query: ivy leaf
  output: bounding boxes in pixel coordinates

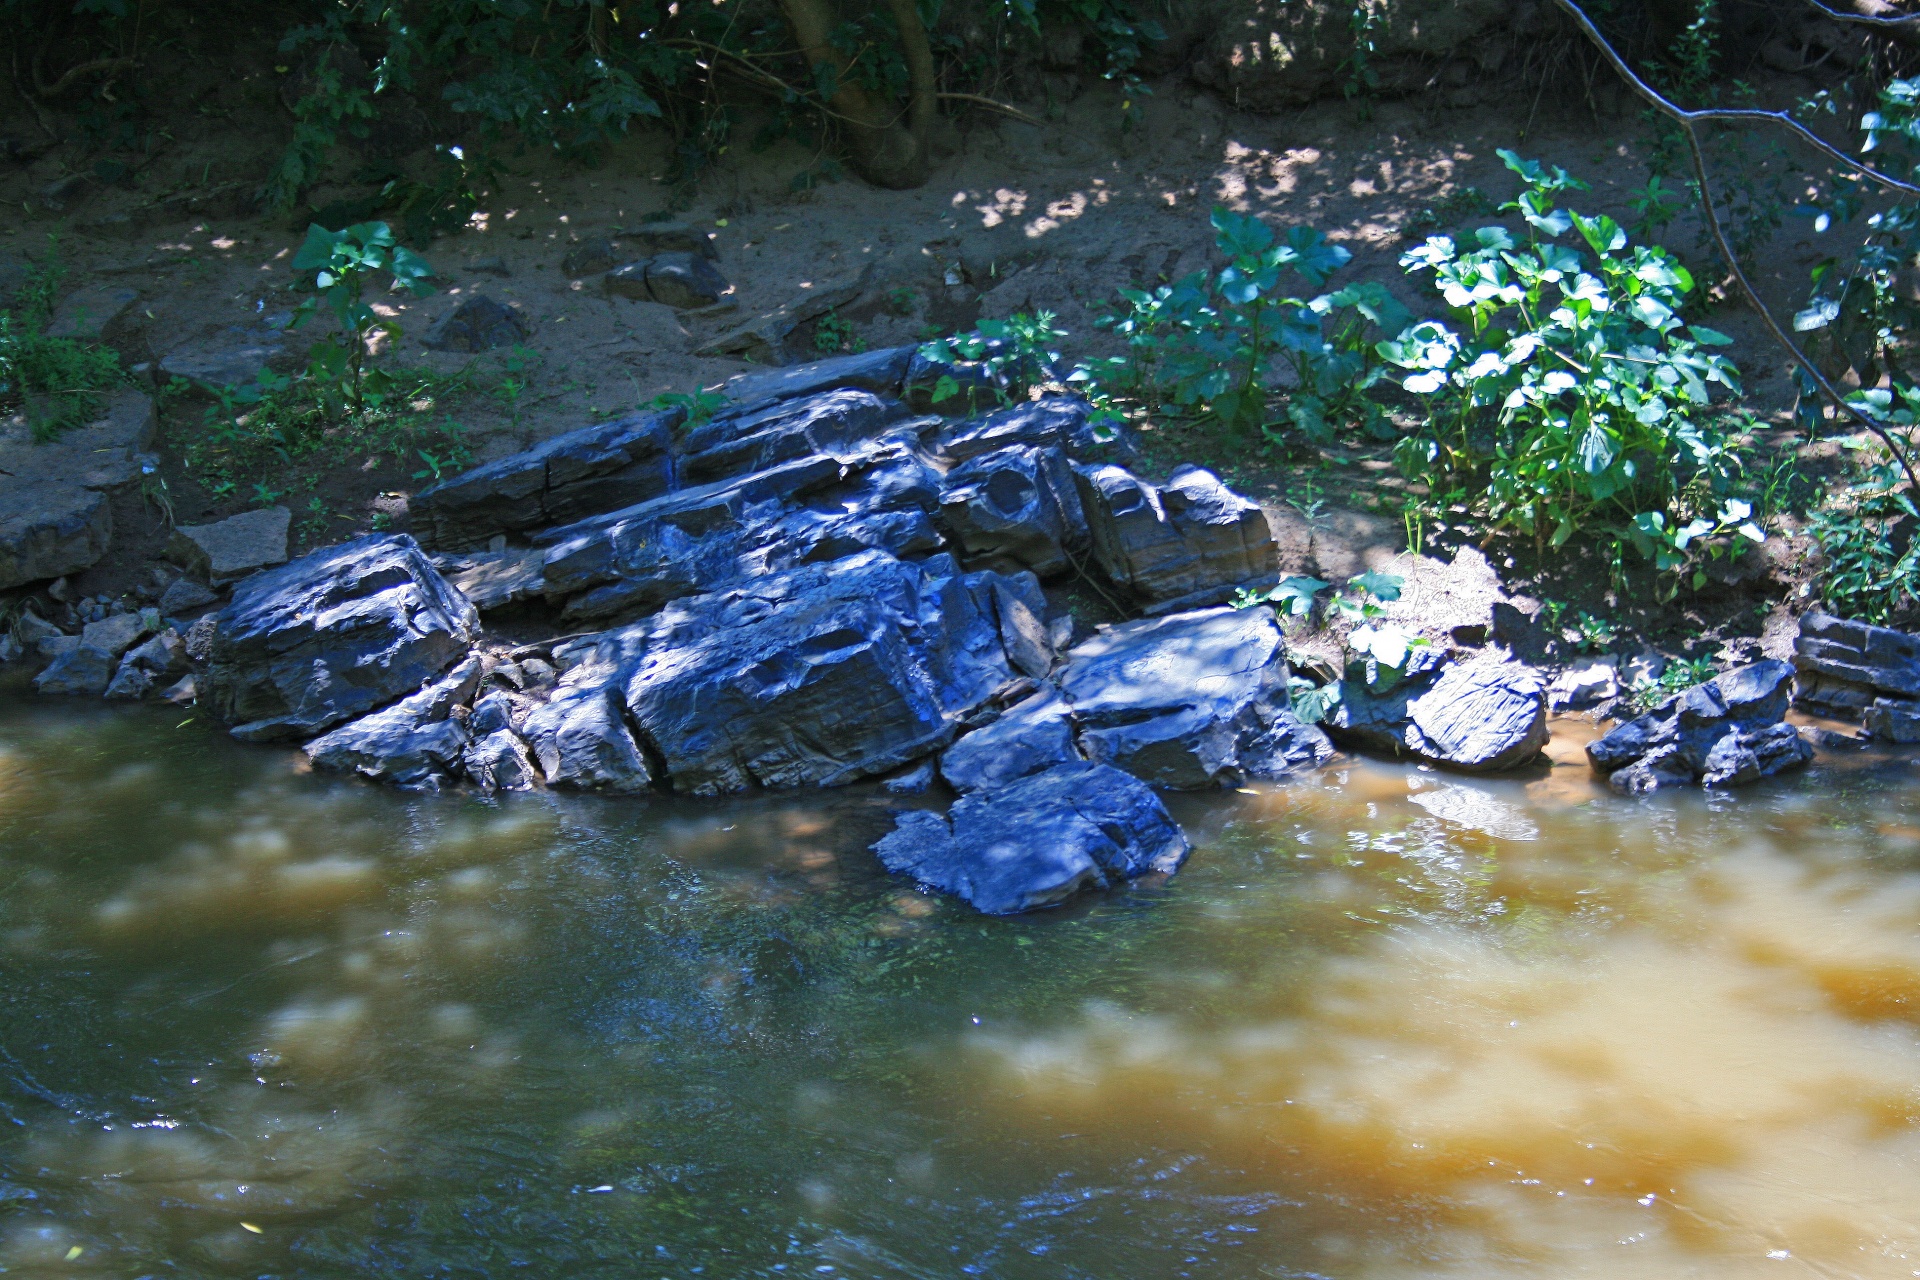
[1793,299,1840,331]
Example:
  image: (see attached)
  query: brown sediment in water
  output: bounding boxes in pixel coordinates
[971,845,1920,1277]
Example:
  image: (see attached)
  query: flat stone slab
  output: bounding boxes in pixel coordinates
[160,330,284,392]
[0,482,110,590]
[166,507,290,585]
[47,285,137,340]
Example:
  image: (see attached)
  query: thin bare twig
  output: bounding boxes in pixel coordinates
[1551,0,1920,494]
[31,54,135,100]
[935,91,1044,128]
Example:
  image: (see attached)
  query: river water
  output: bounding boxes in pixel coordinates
[1,698,1917,1278]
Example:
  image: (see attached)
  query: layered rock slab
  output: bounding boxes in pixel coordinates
[1073,463,1276,609]
[872,761,1189,915]
[1057,606,1332,788]
[202,534,480,742]
[1323,655,1548,773]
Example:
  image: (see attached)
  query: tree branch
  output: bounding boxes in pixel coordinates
[31,54,135,100]
[1801,0,1920,31]
[1554,0,1920,492]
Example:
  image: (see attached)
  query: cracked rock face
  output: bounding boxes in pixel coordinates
[1586,659,1811,793]
[1057,606,1332,789]
[202,534,480,743]
[1073,463,1277,609]
[1323,653,1548,774]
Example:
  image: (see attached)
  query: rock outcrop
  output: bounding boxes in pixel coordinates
[1323,653,1548,773]
[1791,612,1920,744]
[0,390,155,590]
[201,534,480,742]
[872,762,1189,915]
[1587,659,1812,792]
[1074,463,1277,610]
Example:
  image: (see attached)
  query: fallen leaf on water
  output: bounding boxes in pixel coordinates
[64,1245,83,1260]
[241,1223,263,1234]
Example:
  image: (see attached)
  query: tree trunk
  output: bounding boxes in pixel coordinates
[777,0,932,188]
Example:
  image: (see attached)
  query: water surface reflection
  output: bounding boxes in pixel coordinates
[1,700,1915,1277]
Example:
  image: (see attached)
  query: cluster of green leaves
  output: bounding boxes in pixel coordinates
[1073,208,1407,448]
[285,220,434,416]
[0,241,124,442]
[1807,453,1919,627]
[1235,571,1427,716]
[1380,150,1749,589]
[918,311,1070,413]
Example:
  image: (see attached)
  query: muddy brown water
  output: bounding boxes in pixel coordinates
[2,701,1918,1278]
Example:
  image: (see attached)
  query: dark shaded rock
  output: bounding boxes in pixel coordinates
[1058,606,1332,788]
[158,577,219,615]
[719,346,913,407]
[304,656,484,789]
[883,759,937,795]
[413,409,678,550]
[1587,659,1808,791]
[106,626,189,701]
[939,444,1087,577]
[159,330,284,393]
[624,551,1014,795]
[561,239,619,277]
[422,295,530,352]
[79,607,156,659]
[1074,463,1276,608]
[872,761,1189,915]
[1404,662,1549,772]
[987,576,1054,680]
[465,726,539,792]
[439,548,545,611]
[1794,612,1920,713]
[605,253,730,309]
[13,608,61,645]
[3,389,158,493]
[33,642,115,695]
[203,534,480,742]
[47,284,138,340]
[678,388,909,488]
[165,507,290,585]
[616,221,719,260]
[1865,696,1920,743]
[937,396,1111,464]
[940,686,1080,792]
[0,483,110,590]
[1490,601,1548,664]
[693,267,869,364]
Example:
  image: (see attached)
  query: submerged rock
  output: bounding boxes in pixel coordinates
[1057,606,1332,788]
[202,534,479,742]
[872,761,1189,915]
[1587,660,1811,793]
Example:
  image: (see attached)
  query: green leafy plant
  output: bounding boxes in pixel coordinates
[651,388,728,430]
[0,241,124,441]
[1808,456,1920,627]
[1235,570,1428,689]
[918,311,1066,412]
[286,221,434,417]
[813,309,860,355]
[1379,150,1747,590]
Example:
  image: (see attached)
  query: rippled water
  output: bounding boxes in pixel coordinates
[2,698,1918,1278]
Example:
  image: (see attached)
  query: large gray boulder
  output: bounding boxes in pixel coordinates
[938,444,1087,577]
[872,761,1189,915]
[1324,656,1547,773]
[201,534,480,742]
[624,551,1017,795]
[1057,606,1332,788]
[304,657,484,789]
[936,396,1110,464]
[1793,612,1920,715]
[412,408,679,550]
[939,685,1081,792]
[1074,463,1276,609]
[719,346,913,406]
[1587,659,1812,793]
[165,507,290,586]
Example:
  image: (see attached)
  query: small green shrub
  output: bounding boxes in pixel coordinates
[918,312,1068,412]
[0,245,123,442]
[1236,570,1428,696]
[1072,208,1406,447]
[1379,150,1749,590]
[286,221,435,416]
[1808,456,1920,626]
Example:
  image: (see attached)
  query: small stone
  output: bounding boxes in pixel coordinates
[605,254,730,310]
[103,659,154,700]
[158,576,220,615]
[0,634,19,664]
[1866,696,1920,744]
[421,295,531,352]
[166,507,291,586]
[883,759,938,794]
[79,608,153,659]
[158,331,284,394]
[33,643,115,695]
[160,673,197,705]
[14,608,63,645]
[1549,658,1619,711]
[560,239,620,277]
[466,255,512,277]
[0,483,111,591]
[38,634,81,660]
